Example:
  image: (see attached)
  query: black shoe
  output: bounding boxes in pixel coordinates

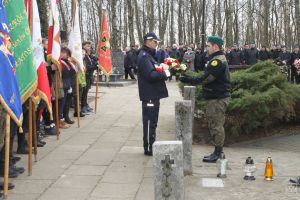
[35,141,45,147]
[289,177,300,186]
[0,182,15,190]
[86,105,93,112]
[74,112,85,117]
[144,150,153,156]
[44,126,56,135]
[202,147,223,163]
[12,156,21,164]
[81,107,90,114]
[39,140,46,145]
[65,118,75,124]
[12,166,25,174]
[204,147,217,158]
[17,147,29,154]
[0,167,19,178]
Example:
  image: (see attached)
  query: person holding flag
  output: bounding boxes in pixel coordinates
[0,0,26,194]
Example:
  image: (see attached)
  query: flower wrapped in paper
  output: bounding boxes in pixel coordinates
[294,59,300,75]
[163,58,187,74]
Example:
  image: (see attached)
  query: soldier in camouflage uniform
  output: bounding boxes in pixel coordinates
[179,35,231,163]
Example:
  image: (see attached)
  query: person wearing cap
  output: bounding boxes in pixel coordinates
[179,35,231,163]
[137,32,171,156]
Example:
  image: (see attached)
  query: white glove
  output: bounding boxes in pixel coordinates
[164,69,171,78]
[68,87,72,94]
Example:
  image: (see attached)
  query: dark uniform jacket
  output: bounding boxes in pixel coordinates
[83,54,98,76]
[244,48,258,65]
[184,51,231,100]
[169,49,181,60]
[228,49,243,65]
[291,51,300,65]
[279,51,291,64]
[125,50,137,69]
[137,45,168,101]
[258,50,270,61]
[61,58,76,91]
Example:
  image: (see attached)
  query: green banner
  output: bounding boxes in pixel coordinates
[5,0,37,103]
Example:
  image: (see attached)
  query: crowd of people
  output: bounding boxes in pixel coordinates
[0,40,100,190]
[124,42,300,83]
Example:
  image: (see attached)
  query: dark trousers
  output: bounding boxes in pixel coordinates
[63,92,72,121]
[42,106,53,126]
[0,119,18,168]
[74,86,83,113]
[124,67,135,80]
[81,75,93,108]
[142,100,160,151]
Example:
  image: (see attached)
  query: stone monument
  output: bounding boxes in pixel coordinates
[175,100,193,175]
[153,141,184,200]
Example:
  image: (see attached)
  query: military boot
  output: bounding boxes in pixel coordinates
[202,146,223,163]
[203,147,217,159]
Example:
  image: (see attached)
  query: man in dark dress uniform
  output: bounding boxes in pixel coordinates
[137,32,171,156]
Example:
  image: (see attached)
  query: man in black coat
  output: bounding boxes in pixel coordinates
[258,46,270,61]
[124,47,136,80]
[137,32,170,156]
[291,46,300,83]
[244,43,258,65]
[279,45,291,65]
[82,41,98,114]
[228,44,243,65]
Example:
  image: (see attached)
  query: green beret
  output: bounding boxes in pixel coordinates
[207,35,224,46]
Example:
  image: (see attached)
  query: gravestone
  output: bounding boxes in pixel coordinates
[183,86,196,115]
[111,50,125,75]
[99,50,124,82]
[183,86,196,140]
[153,141,184,200]
[175,100,193,175]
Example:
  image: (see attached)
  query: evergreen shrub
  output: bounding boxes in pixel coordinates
[179,61,300,136]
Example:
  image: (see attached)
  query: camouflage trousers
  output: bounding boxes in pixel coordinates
[205,97,230,147]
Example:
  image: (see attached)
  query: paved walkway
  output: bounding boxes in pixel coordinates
[6,81,300,200]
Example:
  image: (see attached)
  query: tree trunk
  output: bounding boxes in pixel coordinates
[169,0,175,44]
[178,0,184,44]
[36,0,48,38]
[133,0,143,44]
[58,0,68,32]
[295,0,300,46]
[127,0,135,45]
[147,0,155,31]
[225,0,234,47]
[110,0,120,50]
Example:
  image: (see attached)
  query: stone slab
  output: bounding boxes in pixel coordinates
[153,141,184,200]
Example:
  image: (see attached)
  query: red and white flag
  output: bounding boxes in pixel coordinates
[68,0,84,72]
[47,0,61,67]
[25,0,52,114]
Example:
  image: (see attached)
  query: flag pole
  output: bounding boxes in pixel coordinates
[3,114,10,199]
[95,70,100,114]
[76,73,80,128]
[95,10,105,114]
[32,98,38,162]
[28,98,33,176]
[55,70,60,140]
